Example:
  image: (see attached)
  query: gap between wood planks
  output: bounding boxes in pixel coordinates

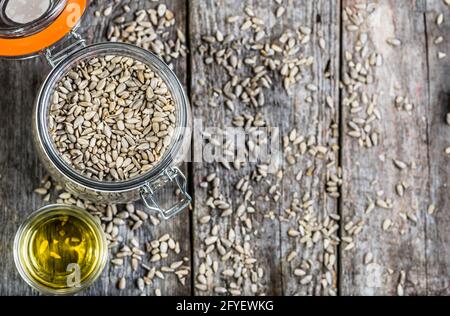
[184,0,196,297]
[337,0,344,297]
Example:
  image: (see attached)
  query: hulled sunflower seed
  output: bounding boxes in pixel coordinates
[49,55,177,182]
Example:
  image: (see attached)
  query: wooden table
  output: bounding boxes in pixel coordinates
[0,0,449,296]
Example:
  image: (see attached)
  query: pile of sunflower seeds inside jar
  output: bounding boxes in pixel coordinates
[48,55,177,181]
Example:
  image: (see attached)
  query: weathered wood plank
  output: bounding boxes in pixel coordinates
[189,0,340,296]
[3,0,450,297]
[424,0,450,296]
[278,0,341,296]
[0,52,47,297]
[94,0,191,297]
[189,0,283,296]
[340,0,429,296]
[0,0,190,296]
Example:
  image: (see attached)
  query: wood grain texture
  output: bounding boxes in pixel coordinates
[0,0,190,296]
[340,0,429,296]
[278,0,341,296]
[424,0,450,296]
[189,0,340,296]
[0,50,48,297]
[107,0,191,297]
[2,0,450,296]
[189,0,283,296]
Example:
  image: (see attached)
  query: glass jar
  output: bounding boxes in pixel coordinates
[1,0,192,219]
[14,204,108,295]
[34,42,192,219]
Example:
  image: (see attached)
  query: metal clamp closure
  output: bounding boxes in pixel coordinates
[140,167,191,220]
[44,30,86,67]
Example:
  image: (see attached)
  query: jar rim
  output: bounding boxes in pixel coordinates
[35,42,191,193]
[0,0,88,59]
[13,204,108,295]
[0,0,67,38]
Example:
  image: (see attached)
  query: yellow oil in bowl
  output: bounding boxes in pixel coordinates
[14,205,108,295]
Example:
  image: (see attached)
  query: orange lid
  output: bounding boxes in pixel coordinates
[0,0,88,58]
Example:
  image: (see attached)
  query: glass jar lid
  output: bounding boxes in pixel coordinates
[0,0,88,58]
